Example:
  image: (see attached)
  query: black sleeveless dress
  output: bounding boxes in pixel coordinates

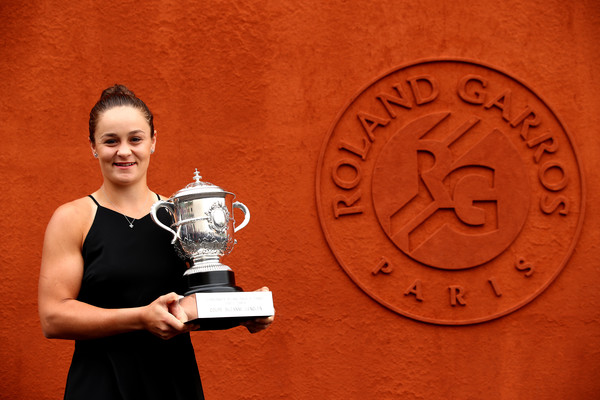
[63,195,204,400]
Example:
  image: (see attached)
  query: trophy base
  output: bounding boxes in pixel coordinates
[184,270,242,296]
[183,291,275,331]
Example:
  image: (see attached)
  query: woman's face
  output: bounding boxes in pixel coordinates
[91,105,156,186]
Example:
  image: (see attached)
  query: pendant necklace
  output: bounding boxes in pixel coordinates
[101,186,151,228]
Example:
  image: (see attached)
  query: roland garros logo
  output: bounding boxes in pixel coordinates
[316,59,585,325]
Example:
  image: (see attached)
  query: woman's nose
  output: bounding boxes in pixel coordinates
[116,143,132,156]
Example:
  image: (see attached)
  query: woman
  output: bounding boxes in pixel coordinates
[38,85,273,399]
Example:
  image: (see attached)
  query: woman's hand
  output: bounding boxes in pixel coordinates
[240,286,275,334]
[173,294,202,331]
[241,316,275,334]
[141,293,192,340]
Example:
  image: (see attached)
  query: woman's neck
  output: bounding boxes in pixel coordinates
[98,181,154,219]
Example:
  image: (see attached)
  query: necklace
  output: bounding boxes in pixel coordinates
[101,186,152,228]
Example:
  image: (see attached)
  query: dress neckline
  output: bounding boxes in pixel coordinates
[97,204,152,221]
[88,193,160,221]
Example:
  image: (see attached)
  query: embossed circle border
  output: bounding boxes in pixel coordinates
[315,58,586,325]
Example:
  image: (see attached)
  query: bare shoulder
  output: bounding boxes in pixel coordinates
[45,196,97,246]
[51,196,95,224]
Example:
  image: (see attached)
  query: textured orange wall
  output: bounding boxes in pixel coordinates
[1,1,599,399]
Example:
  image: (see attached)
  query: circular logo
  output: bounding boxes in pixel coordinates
[316,59,585,325]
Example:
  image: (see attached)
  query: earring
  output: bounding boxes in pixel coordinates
[151,149,155,154]
[93,152,98,158]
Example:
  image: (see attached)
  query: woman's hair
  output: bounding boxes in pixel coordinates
[88,84,154,142]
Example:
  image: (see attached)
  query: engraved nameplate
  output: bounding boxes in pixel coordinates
[194,291,274,319]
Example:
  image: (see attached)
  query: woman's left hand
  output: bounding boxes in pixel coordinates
[240,286,275,334]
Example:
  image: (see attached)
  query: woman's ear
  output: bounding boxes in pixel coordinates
[151,130,157,154]
[90,140,98,158]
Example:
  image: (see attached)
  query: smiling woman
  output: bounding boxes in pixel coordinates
[37,84,274,400]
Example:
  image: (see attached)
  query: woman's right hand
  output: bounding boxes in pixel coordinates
[142,293,191,340]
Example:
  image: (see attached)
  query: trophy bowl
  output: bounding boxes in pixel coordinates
[150,169,250,295]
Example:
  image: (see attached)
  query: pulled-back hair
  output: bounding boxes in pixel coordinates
[88,84,154,142]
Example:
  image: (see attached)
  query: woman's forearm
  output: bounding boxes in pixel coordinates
[40,298,145,340]
[40,292,188,340]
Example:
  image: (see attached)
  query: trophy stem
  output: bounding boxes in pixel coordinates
[185,255,232,275]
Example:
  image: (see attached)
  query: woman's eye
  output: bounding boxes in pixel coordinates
[104,139,117,145]
[130,137,143,143]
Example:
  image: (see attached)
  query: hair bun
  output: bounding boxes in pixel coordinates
[89,84,154,142]
[100,84,136,100]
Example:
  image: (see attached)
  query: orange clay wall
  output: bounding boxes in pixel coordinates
[1,1,599,399]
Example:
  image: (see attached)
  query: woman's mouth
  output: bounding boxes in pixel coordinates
[114,162,136,167]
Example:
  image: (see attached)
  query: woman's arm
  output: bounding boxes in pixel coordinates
[38,200,189,340]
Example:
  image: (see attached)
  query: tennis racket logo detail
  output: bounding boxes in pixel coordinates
[372,111,529,270]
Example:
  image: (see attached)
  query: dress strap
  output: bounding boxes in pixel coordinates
[88,194,100,206]
[157,193,161,200]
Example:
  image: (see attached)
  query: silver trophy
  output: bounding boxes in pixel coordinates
[151,169,274,328]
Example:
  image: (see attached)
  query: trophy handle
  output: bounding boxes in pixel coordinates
[150,200,179,244]
[233,201,250,232]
